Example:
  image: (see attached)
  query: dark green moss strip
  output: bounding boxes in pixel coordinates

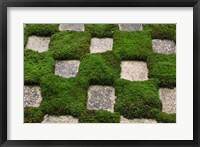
[49,31,91,59]
[85,24,119,38]
[40,75,89,117]
[147,53,176,88]
[24,107,44,123]
[156,112,176,123]
[24,49,54,85]
[113,30,152,60]
[78,51,121,85]
[25,24,59,37]
[114,79,162,119]
[143,24,176,43]
[79,110,120,123]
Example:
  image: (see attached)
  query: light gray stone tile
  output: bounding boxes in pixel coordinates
[24,86,42,107]
[26,36,50,52]
[159,88,176,113]
[42,115,78,123]
[152,39,176,54]
[120,61,148,81]
[90,38,113,53]
[55,60,80,78]
[59,24,84,31]
[119,24,143,31]
[87,85,116,112]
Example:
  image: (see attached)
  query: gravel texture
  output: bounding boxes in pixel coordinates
[24,86,42,107]
[59,24,84,31]
[119,24,143,31]
[120,61,148,81]
[26,36,50,52]
[87,85,116,112]
[90,38,113,53]
[42,115,79,123]
[159,88,176,113]
[152,39,176,54]
[55,60,80,78]
[120,116,157,123]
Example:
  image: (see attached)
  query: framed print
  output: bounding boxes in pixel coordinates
[0,0,199,146]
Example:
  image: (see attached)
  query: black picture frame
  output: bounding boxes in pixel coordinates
[0,0,199,146]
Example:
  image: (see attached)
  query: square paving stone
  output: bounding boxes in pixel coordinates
[59,24,84,31]
[120,116,157,123]
[42,115,78,123]
[24,86,42,107]
[152,39,176,54]
[87,85,116,112]
[26,36,50,52]
[159,88,176,113]
[90,38,113,53]
[119,24,143,31]
[120,61,148,81]
[55,60,80,78]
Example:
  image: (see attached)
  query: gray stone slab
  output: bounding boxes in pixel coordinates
[90,38,113,53]
[24,86,42,107]
[119,24,143,31]
[42,115,78,123]
[152,39,176,54]
[87,85,116,112]
[55,60,80,78]
[120,61,148,81]
[26,36,50,52]
[120,116,157,123]
[159,88,176,114]
[59,24,84,31]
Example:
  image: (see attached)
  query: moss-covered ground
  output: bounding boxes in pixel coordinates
[24,24,176,123]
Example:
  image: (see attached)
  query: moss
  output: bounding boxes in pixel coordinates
[113,30,152,60]
[143,24,176,42]
[147,53,176,88]
[24,107,44,123]
[156,112,176,123]
[85,24,119,38]
[24,49,54,85]
[49,31,91,59]
[78,51,121,85]
[25,24,59,37]
[40,75,89,117]
[79,110,120,123]
[114,79,162,119]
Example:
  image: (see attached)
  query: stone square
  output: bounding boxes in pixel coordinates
[90,38,113,53]
[87,85,116,112]
[59,24,84,31]
[26,36,50,52]
[120,116,157,123]
[119,24,143,31]
[55,60,80,78]
[159,88,176,113]
[42,115,78,123]
[120,61,148,81]
[24,86,42,107]
[152,39,176,54]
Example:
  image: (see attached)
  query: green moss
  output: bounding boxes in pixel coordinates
[85,24,119,38]
[79,110,120,123]
[113,30,152,60]
[156,112,176,123]
[143,24,176,42]
[49,31,91,59]
[40,75,89,117]
[147,53,176,88]
[78,51,121,85]
[24,49,54,85]
[24,107,44,123]
[25,24,59,37]
[114,79,162,119]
